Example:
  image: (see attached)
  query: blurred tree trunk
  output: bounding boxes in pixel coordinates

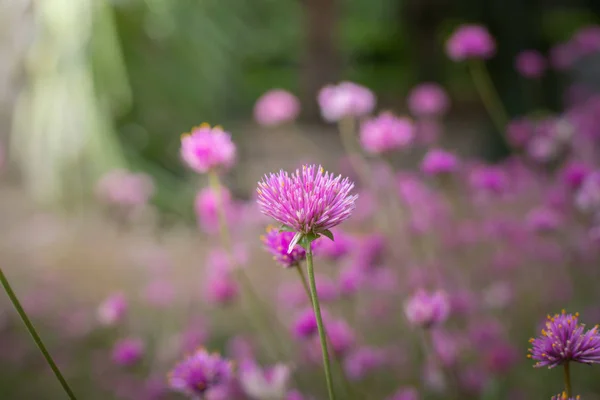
[300,0,341,122]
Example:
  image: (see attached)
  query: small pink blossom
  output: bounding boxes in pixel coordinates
[318,82,376,122]
[359,112,414,154]
[407,83,450,118]
[446,24,496,61]
[254,89,300,126]
[515,50,546,78]
[180,123,236,173]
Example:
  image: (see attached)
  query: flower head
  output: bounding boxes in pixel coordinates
[261,226,308,268]
[318,82,376,122]
[404,289,450,328]
[112,338,145,366]
[515,50,546,78]
[575,171,600,213]
[387,387,420,400]
[407,83,450,118]
[97,292,127,326]
[180,123,236,174]
[420,149,459,175]
[254,89,300,127]
[239,360,291,400]
[168,348,234,397]
[194,186,236,235]
[359,112,414,154]
[446,24,496,61]
[551,392,581,400]
[256,165,358,251]
[95,169,155,207]
[528,310,600,368]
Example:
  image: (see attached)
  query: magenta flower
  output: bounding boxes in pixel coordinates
[260,226,308,268]
[526,207,563,233]
[387,387,420,400]
[572,25,600,56]
[327,319,356,357]
[343,347,386,380]
[515,50,547,78]
[446,24,496,61]
[95,169,155,207]
[359,112,414,154]
[97,292,127,326]
[407,83,450,118]
[293,308,329,340]
[205,272,239,306]
[560,161,591,190]
[506,117,535,148]
[180,123,236,174]
[318,82,376,122]
[404,289,450,328]
[112,338,145,367]
[168,348,234,397]
[420,149,459,175]
[254,89,300,127]
[551,392,581,400]
[314,228,354,260]
[256,165,358,251]
[469,165,509,195]
[575,171,600,213]
[194,186,235,235]
[239,360,291,399]
[528,310,600,368]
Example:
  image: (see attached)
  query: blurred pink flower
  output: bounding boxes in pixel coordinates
[194,186,236,235]
[404,289,450,328]
[97,292,128,326]
[515,50,546,78]
[420,148,459,175]
[254,89,300,127]
[407,83,450,118]
[239,360,291,399]
[446,24,496,61]
[318,82,376,122]
[359,112,414,154]
[96,169,155,207]
[112,338,144,367]
[180,123,236,173]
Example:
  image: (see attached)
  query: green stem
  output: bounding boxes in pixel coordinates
[564,362,572,397]
[0,268,77,399]
[469,60,509,135]
[305,248,336,400]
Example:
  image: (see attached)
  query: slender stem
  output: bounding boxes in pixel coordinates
[469,60,509,135]
[0,268,77,399]
[305,248,336,400]
[564,362,572,397]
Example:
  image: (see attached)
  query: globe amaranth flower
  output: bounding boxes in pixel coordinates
[359,112,414,154]
[239,360,291,400]
[552,393,581,400]
[528,310,600,368]
[515,50,547,79]
[404,289,450,328]
[112,338,145,367]
[386,387,420,400]
[95,169,155,207]
[254,89,300,127]
[260,226,308,268]
[195,186,236,235]
[256,164,358,252]
[180,123,236,174]
[97,292,128,326]
[420,149,459,175]
[344,346,386,381]
[407,83,450,118]
[446,24,496,61]
[169,348,234,397]
[318,82,375,122]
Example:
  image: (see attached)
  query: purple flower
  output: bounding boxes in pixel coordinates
[292,308,321,339]
[95,169,155,207]
[204,272,239,306]
[526,207,563,233]
[560,161,591,190]
[407,83,450,118]
[254,89,300,127]
[387,387,420,400]
[318,82,376,122]
[446,24,496,61]
[359,112,414,154]
[515,50,546,78]
[404,289,450,328]
[286,390,308,400]
[261,226,308,268]
[256,165,358,251]
[112,338,144,366]
[344,347,386,380]
[575,171,600,213]
[97,292,127,326]
[469,165,509,195]
[194,186,236,235]
[180,123,236,174]
[239,360,291,399]
[168,348,234,397]
[314,228,354,260]
[572,25,600,56]
[420,149,459,175]
[528,310,600,368]
[338,264,364,296]
[551,393,581,400]
[327,319,356,356]
[506,117,535,148]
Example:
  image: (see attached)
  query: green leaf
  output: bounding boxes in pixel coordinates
[305,232,320,243]
[321,229,335,241]
[279,225,295,232]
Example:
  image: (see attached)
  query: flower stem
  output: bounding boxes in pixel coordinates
[564,362,572,397]
[305,248,336,400]
[0,267,77,399]
[469,60,509,135]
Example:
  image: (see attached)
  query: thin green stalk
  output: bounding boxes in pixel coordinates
[564,362,572,397]
[305,248,336,400]
[469,60,509,135]
[0,267,77,399]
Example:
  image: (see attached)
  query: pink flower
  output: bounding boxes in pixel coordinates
[112,338,144,366]
[404,289,450,328]
[515,50,546,78]
[254,89,300,126]
[572,25,600,56]
[420,149,459,175]
[95,169,155,207]
[97,293,128,326]
[446,24,496,61]
[239,360,291,399]
[318,82,376,122]
[550,42,578,71]
[180,123,236,173]
[205,272,239,306]
[407,83,450,118]
[194,186,235,234]
[359,112,414,154]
